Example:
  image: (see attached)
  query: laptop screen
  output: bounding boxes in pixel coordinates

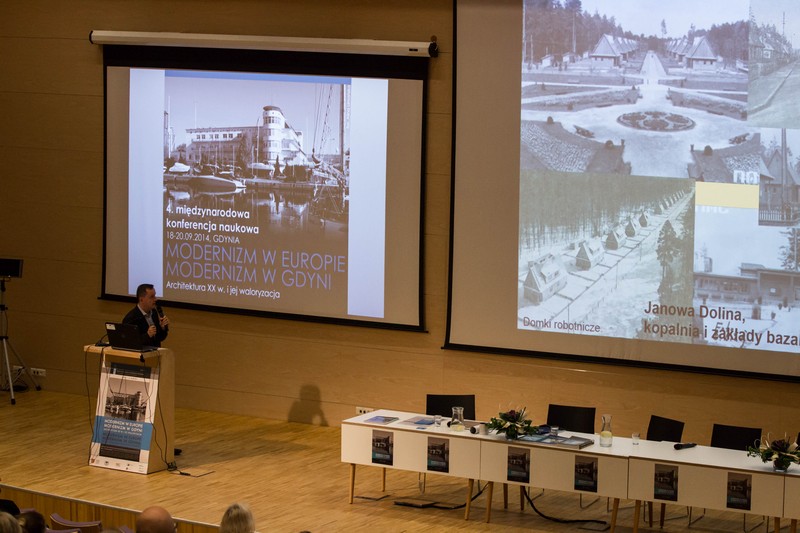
[105,322,156,352]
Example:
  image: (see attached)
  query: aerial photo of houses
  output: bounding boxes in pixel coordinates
[517,0,800,354]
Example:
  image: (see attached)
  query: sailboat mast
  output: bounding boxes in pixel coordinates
[339,85,345,171]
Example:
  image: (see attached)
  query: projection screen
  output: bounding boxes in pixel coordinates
[102,45,426,329]
[448,0,800,379]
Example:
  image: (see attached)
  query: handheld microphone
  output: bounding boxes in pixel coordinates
[156,305,168,331]
[674,442,697,450]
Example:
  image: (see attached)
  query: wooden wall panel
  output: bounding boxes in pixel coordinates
[2,0,799,453]
[0,147,103,208]
[0,93,103,152]
[0,37,103,96]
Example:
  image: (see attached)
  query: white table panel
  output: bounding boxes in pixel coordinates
[629,443,786,517]
[479,437,628,498]
[784,473,800,519]
[341,410,481,478]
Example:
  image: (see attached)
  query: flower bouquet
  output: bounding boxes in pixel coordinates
[747,436,800,472]
[487,407,538,440]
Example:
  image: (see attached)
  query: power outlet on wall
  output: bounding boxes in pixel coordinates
[356,406,374,415]
[31,368,46,377]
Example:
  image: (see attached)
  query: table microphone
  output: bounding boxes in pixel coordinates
[674,442,697,450]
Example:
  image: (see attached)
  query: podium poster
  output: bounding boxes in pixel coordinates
[726,472,752,511]
[507,446,530,484]
[427,437,449,473]
[371,430,393,466]
[90,361,160,473]
[574,455,598,493]
[654,463,679,501]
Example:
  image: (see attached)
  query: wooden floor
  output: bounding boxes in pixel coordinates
[0,390,776,532]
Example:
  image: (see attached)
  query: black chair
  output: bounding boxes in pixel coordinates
[645,415,685,528]
[546,404,596,434]
[646,415,684,443]
[710,423,762,451]
[425,394,476,420]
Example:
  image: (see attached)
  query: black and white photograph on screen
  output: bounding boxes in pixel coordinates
[748,0,800,128]
[694,205,800,353]
[756,128,800,225]
[521,0,752,179]
[518,171,695,343]
[163,71,350,238]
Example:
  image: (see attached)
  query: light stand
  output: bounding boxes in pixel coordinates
[1,278,41,404]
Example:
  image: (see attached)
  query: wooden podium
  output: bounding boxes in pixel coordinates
[84,345,174,474]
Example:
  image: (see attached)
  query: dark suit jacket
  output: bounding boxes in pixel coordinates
[122,305,168,347]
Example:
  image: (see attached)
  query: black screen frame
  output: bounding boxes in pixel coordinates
[99,44,429,332]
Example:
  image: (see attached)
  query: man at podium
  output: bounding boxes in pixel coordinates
[121,283,180,457]
[123,283,169,347]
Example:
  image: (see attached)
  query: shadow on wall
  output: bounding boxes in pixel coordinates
[288,384,329,426]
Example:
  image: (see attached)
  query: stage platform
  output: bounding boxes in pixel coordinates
[1,390,758,532]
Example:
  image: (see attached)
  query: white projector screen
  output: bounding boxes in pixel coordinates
[449,0,800,379]
[102,46,425,328]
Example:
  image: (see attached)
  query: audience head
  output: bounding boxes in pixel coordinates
[16,512,44,533]
[135,506,174,533]
[0,502,19,519]
[0,512,22,533]
[219,503,254,533]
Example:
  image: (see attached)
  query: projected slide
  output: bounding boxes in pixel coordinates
[517,0,800,354]
[450,0,800,377]
[105,49,424,328]
[161,71,358,317]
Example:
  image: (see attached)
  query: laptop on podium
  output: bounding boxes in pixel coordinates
[105,322,157,352]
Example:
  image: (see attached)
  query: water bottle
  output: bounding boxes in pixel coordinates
[450,406,465,431]
[600,414,613,447]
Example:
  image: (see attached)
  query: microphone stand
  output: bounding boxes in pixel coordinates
[1,278,41,404]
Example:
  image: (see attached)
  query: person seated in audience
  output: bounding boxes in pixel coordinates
[219,503,255,533]
[16,511,44,533]
[135,506,174,533]
[0,486,20,517]
[0,504,18,519]
[0,512,22,533]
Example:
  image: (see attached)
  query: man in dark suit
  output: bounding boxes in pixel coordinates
[122,284,180,456]
[123,283,169,347]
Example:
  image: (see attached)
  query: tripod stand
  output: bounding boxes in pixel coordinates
[1,277,41,404]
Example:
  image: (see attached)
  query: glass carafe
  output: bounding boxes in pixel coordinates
[599,414,613,447]
[450,406,465,431]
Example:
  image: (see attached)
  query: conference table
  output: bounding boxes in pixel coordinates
[341,409,800,531]
[627,439,792,532]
